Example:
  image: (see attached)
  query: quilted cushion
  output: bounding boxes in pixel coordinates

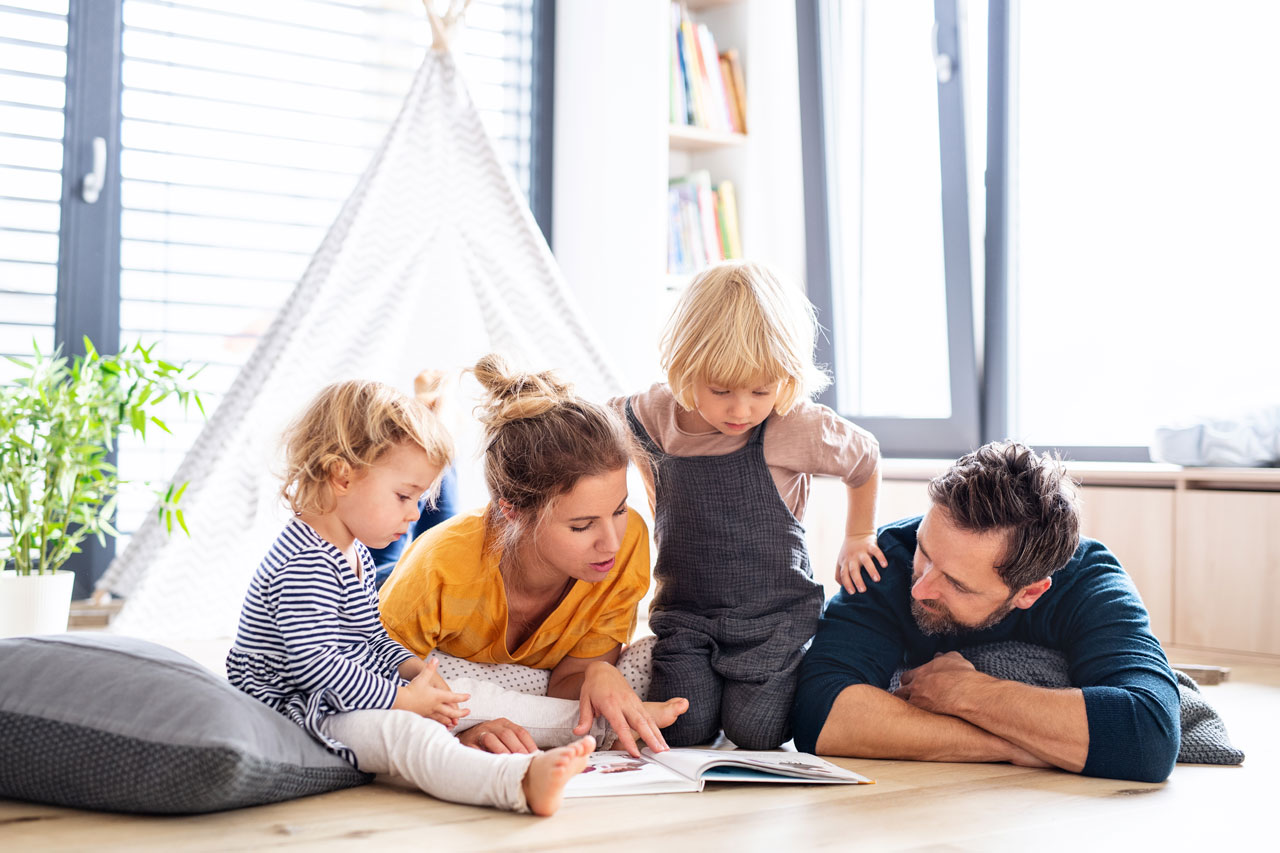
[0,633,370,814]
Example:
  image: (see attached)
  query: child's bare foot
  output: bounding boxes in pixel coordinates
[522,735,595,816]
[642,697,689,733]
[620,697,690,753]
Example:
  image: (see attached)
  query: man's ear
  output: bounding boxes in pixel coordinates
[1012,576,1052,610]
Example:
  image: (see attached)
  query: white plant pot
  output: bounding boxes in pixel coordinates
[0,570,76,638]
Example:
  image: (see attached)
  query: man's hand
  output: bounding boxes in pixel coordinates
[894,651,983,716]
[457,718,538,754]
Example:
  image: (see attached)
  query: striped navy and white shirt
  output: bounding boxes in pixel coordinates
[227,519,416,762]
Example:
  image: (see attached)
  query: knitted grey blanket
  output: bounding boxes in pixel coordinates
[889,641,1244,765]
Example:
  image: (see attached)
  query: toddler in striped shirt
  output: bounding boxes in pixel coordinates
[227,380,592,815]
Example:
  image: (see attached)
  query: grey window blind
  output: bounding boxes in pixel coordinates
[109,0,539,537]
[0,0,67,382]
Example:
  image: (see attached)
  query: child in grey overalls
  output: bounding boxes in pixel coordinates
[613,260,884,750]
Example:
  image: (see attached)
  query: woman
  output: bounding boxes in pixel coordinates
[379,354,686,757]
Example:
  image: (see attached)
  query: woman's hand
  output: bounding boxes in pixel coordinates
[456,718,538,754]
[573,660,668,757]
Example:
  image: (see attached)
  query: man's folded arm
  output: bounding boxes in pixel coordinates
[813,682,1039,764]
[1055,545,1181,783]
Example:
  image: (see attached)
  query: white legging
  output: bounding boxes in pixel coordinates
[438,634,657,749]
[316,637,657,811]
[321,710,534,812]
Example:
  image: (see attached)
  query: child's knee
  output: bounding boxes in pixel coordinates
[720,682,794,749]
[664,703,722,748]
[721,716,790,751]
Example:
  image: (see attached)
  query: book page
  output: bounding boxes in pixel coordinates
[563,751,702,798]
[644,748,873,785]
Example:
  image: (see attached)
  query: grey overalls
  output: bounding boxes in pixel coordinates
[626,401,824,749]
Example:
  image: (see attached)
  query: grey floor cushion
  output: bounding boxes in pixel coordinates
[0,633,370,815]
[890,640,1244,766]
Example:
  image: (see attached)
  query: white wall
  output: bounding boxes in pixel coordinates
[552,0,669,389]
[553,0,810,390]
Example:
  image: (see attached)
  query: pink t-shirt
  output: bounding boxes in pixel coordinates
[610,383,880,521]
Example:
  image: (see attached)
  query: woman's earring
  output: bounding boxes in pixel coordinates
[498,499,517,522]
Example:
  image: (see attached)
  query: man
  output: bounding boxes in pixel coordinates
[793,441,1180,783]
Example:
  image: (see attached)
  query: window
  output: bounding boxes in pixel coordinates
[0,0,553,592]
[0,0,67,380]
[798,0,980,456]
[801,0,1276,460]
[1006,0,1280,452]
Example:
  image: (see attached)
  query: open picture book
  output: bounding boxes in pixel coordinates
[563,748,873,798]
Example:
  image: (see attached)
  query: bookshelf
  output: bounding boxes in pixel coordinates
[552,1,806,389]
[666,0,748,284]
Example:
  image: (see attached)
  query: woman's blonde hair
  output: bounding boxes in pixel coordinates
[471,353,638,556]
[280,380,453,516]
[660,260,830,414]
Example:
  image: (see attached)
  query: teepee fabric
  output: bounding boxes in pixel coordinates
[98,42,624,638]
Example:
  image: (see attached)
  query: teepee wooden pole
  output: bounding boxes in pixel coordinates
[423,0,473,51]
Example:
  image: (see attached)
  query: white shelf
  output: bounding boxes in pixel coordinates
[668,123,747,152]
[881,457,1280,491]
[685,0,741,11]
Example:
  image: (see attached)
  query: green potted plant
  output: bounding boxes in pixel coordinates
[0,339,204,637]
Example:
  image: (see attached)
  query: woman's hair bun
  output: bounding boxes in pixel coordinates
[471,353,574,430]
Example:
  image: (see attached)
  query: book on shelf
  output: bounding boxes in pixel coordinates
[670,2,746,134]
[564,748,873,798]
[668,170,742,274]
[675,7,707,127]
[716,179,742,259]
[695,22,734,132]
[669,5,686,125]
[721,48,748,133]
[692,170,724,265]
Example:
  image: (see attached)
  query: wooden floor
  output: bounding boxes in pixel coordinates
[3,646,1273,852]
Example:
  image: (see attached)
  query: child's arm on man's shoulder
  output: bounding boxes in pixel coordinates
[837,462,887,594]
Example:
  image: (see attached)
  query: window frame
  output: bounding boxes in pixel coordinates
[796,0,981,459]
[43,0,556,596]
[799,0,1151,462]
[983,0,1147,463]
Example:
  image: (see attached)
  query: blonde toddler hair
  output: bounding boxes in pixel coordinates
[660,260,830,415]
[280,379,453,517]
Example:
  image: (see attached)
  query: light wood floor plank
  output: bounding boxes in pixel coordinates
[4,661,1272,851]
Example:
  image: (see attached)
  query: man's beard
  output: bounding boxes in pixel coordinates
[910,594,1017,637]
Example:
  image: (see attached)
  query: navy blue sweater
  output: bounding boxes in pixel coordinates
[793,517,1180,782]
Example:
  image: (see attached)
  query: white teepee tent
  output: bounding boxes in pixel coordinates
[97,6,625,638]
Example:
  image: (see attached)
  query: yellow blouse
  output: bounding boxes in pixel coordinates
[378,506,650,669]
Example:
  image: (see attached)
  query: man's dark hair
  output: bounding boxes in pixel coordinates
[927,441,1081,590]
